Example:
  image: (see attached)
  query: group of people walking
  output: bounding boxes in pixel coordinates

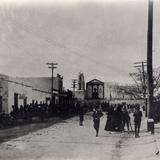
[79,102,143,138]
[104,104,130,132]
[93,103,142,137]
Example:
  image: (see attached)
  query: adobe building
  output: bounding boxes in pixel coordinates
[86,79,104,99]
[0,73,63,114]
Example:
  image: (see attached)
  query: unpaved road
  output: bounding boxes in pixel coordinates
[0,117,61,143]
[0,114,157,160]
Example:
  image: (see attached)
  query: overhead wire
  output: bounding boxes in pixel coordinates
[8,17,131,76]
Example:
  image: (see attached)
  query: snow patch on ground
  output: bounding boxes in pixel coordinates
[0,113,160,160]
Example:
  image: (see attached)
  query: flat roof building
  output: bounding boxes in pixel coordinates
[0,73,63,114]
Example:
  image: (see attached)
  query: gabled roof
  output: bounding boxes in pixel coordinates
[86,79,104,85]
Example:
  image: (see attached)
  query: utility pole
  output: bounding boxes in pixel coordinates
[134,61,147,92]
[46,62,58,105]
[134,61,147,116]
[71,79,78,98]
[147,0,154,119]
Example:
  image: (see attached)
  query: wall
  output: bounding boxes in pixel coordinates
[110,99,145,106]
[75,90,85,100]
[18,77,52,92]
[104,82,119,100]
[0,74,52,114]
[98,84,104,99]
[0,74,65,113]
[7,77,33,113]
[18,76,63,92]
[32,89,50,103]
[0,74,9,113]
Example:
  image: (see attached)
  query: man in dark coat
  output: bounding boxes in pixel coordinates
[78,103,84,126]
[133,106,142,137]
[122,106,130,132]
[92,105,103,137]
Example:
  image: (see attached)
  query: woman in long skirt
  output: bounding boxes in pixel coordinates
[104,106,114,131]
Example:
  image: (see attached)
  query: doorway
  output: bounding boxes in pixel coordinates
[14,93,18,109]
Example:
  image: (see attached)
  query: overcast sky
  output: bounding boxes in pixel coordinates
[0,0,159,89]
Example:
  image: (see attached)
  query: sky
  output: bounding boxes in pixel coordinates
[0,0,159,89]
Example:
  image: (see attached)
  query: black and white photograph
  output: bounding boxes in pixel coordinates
[0,0,160,159]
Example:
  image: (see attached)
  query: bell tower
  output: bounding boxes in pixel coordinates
[78,72,85,91]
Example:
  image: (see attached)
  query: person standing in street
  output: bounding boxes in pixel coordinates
[114,104,123,131]
[122,106,130,132]
[133,106,142,137]
[104,105,114,131]
[92,104,103,137]
[78,102,84,126]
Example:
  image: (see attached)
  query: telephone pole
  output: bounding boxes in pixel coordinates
[134,61,147,91]
[134,61,147,116]
[46,62,58,104]
[71,79,78,98]
[147,0,154,119]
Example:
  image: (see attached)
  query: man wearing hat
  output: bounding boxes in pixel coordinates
[92,103,103,137]
[133,105,142,137]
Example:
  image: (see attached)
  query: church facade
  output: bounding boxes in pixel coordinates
[86,79,104,99]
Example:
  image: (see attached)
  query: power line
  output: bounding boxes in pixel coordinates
[71,79,78,98]
[133,61,148,116]
[134,61,147,95]
[8,19,131,75]
[46,62,58,104]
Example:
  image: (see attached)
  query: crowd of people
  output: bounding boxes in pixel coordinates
[10,101,52,121]
[10,101,86,122]
[0,100,83,128]
[104,104,131,132]
[77,101,143,138]
[1,99,143,138]
[90,103,143,137]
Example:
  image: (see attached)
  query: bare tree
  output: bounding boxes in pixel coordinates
[117,84,143,100]
[117,67,160,100]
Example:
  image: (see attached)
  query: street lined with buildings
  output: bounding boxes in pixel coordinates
[0,113,159,160]
[0,0,160,159]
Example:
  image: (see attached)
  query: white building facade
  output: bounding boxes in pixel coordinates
[0,74,63,114]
